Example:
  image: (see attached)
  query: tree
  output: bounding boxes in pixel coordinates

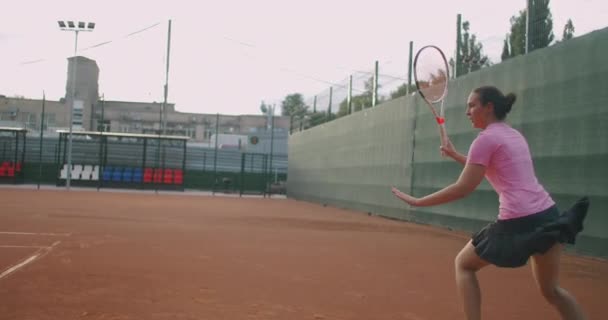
[509,10,528,57]
[259,100,269,114]
[457,21,490,76]
[501,35,511,61]
[502,10,527,60]
[562,18,575,41]
[502,1,554,60]
[528,0,554,51]
[280,93,308,117]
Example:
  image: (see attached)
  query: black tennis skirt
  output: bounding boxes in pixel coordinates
[471,197,589,268]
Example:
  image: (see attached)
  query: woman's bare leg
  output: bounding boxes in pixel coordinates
[530,244,587,320]
[455,240,490,320]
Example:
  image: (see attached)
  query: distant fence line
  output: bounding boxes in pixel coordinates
[0,136,287,192]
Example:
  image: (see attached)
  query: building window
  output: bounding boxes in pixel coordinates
[97,119,110,132]
[45,113,56,128]
[27,113,37,129]
[73,101,84,128]
[204,128,214,140]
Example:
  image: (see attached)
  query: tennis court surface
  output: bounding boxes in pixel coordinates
[1,188,607,319]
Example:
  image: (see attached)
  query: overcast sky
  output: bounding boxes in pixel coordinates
[1,0,606,115]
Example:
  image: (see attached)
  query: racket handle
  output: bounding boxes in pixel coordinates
[435,117,445,125]
[438,122,449,158]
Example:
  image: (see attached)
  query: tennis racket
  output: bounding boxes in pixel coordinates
[413,45,450,151]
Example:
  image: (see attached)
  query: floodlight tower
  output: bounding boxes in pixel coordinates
[57,20,95,189]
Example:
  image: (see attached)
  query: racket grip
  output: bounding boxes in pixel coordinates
[435,117,445,125]
[438,122,449,158]
[439,122,448,140]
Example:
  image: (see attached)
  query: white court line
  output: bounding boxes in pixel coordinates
[0,245,47,249]
[0,254,41,280]
[0,232,72,236]
[0,241,61,281]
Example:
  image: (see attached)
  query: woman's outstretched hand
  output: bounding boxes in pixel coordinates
[391,186,419,206]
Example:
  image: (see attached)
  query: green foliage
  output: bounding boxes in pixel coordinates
[502,1,555,61]
[337,95,372,117]
[457,21,490,76]
[528,0,555,51]
[528,0,554,51]
[502,10,527,61]
[308,111,328,127]
[562,19,575,41]
[501,35,511,61]
[259,101,269,114]
[280,93,308,117]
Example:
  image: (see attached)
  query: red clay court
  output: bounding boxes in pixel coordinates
[0,188,607,319]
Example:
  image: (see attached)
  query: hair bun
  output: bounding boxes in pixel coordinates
[504,93,517,113]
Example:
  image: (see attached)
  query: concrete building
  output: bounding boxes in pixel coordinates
[0,56,290,144]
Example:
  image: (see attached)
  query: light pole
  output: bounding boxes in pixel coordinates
[58,20,95,189]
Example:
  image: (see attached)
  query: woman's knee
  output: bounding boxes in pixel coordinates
[455,246,482,272]
[454,250,468,271]
[454,241,489,275]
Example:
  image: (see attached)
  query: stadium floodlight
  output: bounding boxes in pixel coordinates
[58,20,95,32]
[57,20,95,190]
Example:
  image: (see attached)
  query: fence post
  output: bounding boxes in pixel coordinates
[38,92,46,189]
[372,60,378,107]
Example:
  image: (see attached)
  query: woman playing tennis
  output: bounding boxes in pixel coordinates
[391,86,589,320]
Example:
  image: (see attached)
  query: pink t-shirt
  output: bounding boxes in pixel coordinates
[467,122,555,220]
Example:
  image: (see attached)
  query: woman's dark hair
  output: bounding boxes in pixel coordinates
[473,86,517,120]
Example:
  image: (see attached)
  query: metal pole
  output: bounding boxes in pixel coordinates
[347,75,352,114]
[14,131,19,185]
[162,19,172,136]
[212,113,219,195]
[100,94,105,132]
[372,60,378,107]
[327,87,333,120]
[38,91,46,189]
[66,30,79,190]
[262,154,268,198]
[155,19,172,192]
[141,138,148,189]
[181,139,187,190]
[456,14,462,78]
[407,41,413,92]
[97,135,105,191]
[21,131,26,185]
[240,153,245,197]
[156,101,161,194]
[97,133,104,191]
[525,0,532,54]
[269,106,275,173]
[268,106,275,196]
